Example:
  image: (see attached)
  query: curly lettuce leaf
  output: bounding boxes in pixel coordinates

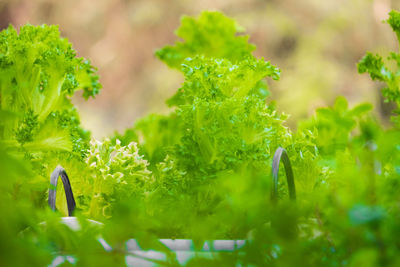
[114,12,288,236]
[358,10,400,122]
[113,113,182,170]
[167,56,279,107]
[387,10,400,41]
[81,138,153,220]
[156,11,256,69]
[0,24,100,158]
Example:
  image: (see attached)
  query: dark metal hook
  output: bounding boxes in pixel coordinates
[271,147,296,202]
[48,165,76,216]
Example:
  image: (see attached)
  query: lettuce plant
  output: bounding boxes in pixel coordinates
[2,8,400,267]
[0,25,102,215]
[82,138,152,219]
[0,25,100,158]
[114,11,294,238]
[358,10,400,124]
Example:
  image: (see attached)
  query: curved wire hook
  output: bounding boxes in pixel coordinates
[48,165,76,216]
[271,147,296,202]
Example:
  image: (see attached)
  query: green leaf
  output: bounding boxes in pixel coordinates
[156,11,256,69]
[348,103,373,117]
[334,96,349,114]
[387,10,400,42]
[0,24,99,157]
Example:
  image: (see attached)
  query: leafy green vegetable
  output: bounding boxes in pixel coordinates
[387,10,400,41]
[0,24,100,159]
[4,8,400,267]
[113,113,182,171]
[299,96,373,155]
[0,24,101,224]
[0,24,101,219]
[156,11,256,69]
[82,138,152,219]
[160,55,285,186]
[358,10,400,124]
[115,11,290,239]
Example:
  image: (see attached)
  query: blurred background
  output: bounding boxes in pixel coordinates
[1,0,399,138]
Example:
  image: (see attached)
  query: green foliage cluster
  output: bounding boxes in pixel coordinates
[2,9,400,267]
[0,24,101,162]
[358,10,400,124]
[156,11,256,69]
[82,138,153,219]
[0,24,101,218]
[114,12,292,239]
